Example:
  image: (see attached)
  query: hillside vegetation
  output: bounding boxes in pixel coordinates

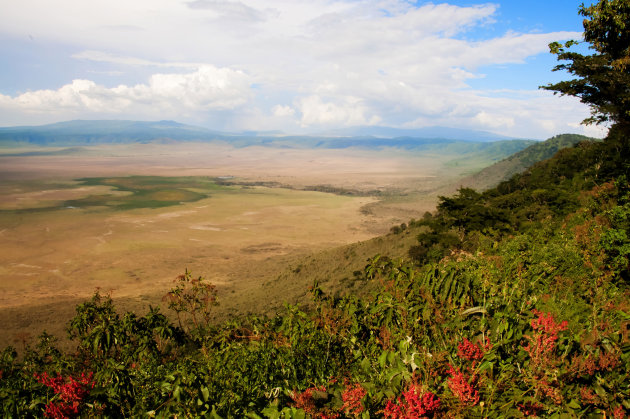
[2,125,629,419]
[450,133,596,192]
[2,1,630,417]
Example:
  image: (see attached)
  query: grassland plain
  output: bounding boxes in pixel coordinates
[0,142,506,349]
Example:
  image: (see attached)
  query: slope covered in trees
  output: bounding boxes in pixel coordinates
[456,133,596,191]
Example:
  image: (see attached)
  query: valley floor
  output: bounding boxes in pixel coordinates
[0,142,479,349]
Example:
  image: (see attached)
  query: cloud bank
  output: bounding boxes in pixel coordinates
[0,0,601,138]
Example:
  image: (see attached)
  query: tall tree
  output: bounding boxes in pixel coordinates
[541,0,630,127]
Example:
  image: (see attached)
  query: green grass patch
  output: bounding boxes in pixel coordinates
[77,175,226,192]
[64,176,229,210]
[0,176,234,213]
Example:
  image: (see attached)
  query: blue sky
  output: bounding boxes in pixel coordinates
[0,0,606,139]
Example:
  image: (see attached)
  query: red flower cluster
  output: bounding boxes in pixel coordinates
[612,405,627,419]
[291,385,339,419]
[570,350,621,379]
[524,310,568,367]
[457,337,492,362]
[341,383,367,416]
[383,383,440,418]
[517,400,544,417]
[579,386,599,405]
[446,365,479,406]
[538,379,563,405]
[290,381,369,418]
[530,310,568,338]
[291,386,327,416]
[34,372,94,419]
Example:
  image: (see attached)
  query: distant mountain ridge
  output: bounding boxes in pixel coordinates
[0,120,232,145]
[313,125,515,142]
[0,119,521,146]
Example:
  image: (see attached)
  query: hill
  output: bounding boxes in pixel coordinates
[312,125,515,142]
[444,133,597,192]
[0,120,231,145]
[0,120,536,154]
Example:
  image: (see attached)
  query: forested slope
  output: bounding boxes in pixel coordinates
[454,133,596,191]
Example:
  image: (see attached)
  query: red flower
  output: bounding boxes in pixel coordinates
[383,383,440,418]
[291,386,326,416]
[457,337,491,362]
[34,372,94,419]
[384,399,403,418]
[524,310,568,368]
[530,310,568,337]
[291,385,339,419]
[517,401,544,417]
[341,383,367,416]
[612,405,627,419]
[447,365,479,406]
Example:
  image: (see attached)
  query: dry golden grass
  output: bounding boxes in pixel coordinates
[0,142,475,349]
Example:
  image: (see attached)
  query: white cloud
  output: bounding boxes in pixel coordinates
[475,111,515,129]
[185,0,269,22]
[72,50,201,68]
[568,121,609,138]
[0,66,252,119]
[141,66,251,109]
[297,95,381,127]
[0,0,594,138]
[272,105,295,117]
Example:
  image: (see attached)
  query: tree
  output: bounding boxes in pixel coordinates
[541,0,630,127]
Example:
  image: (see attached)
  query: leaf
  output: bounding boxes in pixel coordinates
[200,386,209,402]
[409,352,419,371]
[311,390,328,400]
[566,399,581,410]
[593,383,607,398]
[462,306,487,316]
[260,406,281,419]
[173,385,182,401]
[617,310,630,320]
[209,405,224,419]
[378,350,389,368]
[477,360,493,373]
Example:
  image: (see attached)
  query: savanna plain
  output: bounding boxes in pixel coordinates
[0,142,490,349]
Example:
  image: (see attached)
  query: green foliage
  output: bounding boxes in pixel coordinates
[542,0,630,126]
[2,163,630,416]
[599,177,630,283]
[162,269,219,334]
[511,133,595,167]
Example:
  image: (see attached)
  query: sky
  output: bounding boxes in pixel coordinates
[0,0,608,139]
